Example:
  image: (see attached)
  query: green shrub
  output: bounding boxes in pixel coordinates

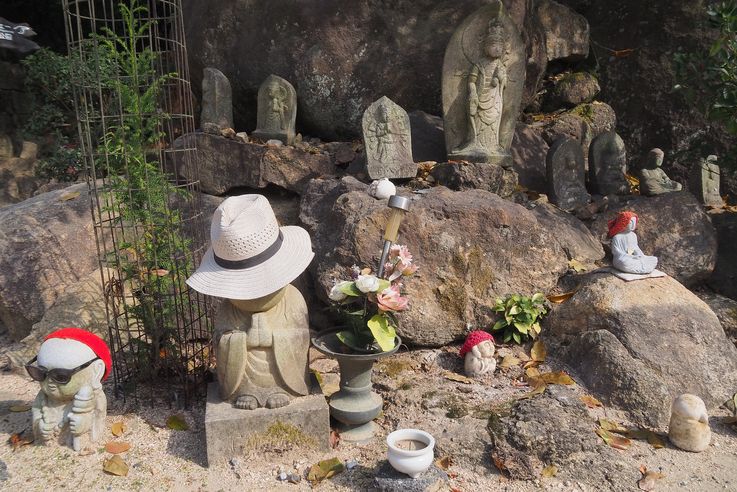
[35,143,83,182]
[491,293,547,344]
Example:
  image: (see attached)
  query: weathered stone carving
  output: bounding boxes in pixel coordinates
[588,131,629,195]
[607,211,658,275]
[200,67,233,131]
[546,137,590,211]
[637,148,682,196]
[252,75,297,145]
[442,1,525,167]
[460,330,496,378]
[668,394,711,452]
[362,96,415,179]
[689,155,724,208]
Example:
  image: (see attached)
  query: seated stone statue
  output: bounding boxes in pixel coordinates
[668,393,711,452]
[460,330,496,378]
[637,148,682,196]
[607,211,658,274]
[27,328,110,451]
[186,194,315,410]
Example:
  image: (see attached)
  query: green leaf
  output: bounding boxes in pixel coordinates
[512,332,521,344]
[338,282,362,297]
[508,305,520,315]
[336,330,364,351]
[514,322,530,334]
[367,314,397,352]
[492,320,507,331]
[166,414,189,431]
[502,332,512,343]
[531,292,545,303]
[377,279,391,293]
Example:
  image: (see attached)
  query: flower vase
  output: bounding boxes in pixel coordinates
[312,328,400,442]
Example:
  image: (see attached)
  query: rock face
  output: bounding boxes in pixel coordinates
[543,72,600,111]
[183,0,589,140]
[535,0,590,62]
[408,111,446,163]
[510,123,548,192]
[0,183,99,340]
[527,202,603,264]
[0,141,45,207]
[300,178,585,346]
[545,273,737,428]
[174,132,337,195]
[708,212,737,300]
[430,161,518,198]
[590,192,717,286]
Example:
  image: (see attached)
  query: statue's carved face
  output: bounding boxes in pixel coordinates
[483,24,505,59]
[41,365,97,400]
[475,339,495,358]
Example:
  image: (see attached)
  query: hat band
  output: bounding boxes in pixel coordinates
[213,232,284,270]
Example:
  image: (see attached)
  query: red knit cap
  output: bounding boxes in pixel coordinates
[459,330,495,357]
[45,328,112,381]
[607,211,638,238]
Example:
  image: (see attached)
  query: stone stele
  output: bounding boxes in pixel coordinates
[637,148,682,196]
[587,130,629,195]
[442,0,525,167]
[546,137,590,211]
[689,155,724,208]
[200,67,233,131]
[252,74,297,145]
[362,96,416,179]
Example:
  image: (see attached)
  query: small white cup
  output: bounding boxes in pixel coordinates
[386,428,435,478]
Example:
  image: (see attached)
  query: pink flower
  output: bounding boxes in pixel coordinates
[377,285,409,312]
[390,244,413,263]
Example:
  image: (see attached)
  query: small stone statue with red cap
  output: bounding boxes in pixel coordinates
[460,330,496,377]
[26,328,111,451]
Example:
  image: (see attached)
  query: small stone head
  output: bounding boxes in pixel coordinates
[28,328,111,401]
[646,148,664,169]
[483,20,506,59]
[607,211,638,238]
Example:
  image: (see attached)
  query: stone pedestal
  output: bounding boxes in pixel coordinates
[373,462,449,492]
[205,377,330,465]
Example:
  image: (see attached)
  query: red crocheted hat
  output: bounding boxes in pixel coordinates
[45,328,112,381]
[459,330,495,358]
[607,211,638,238]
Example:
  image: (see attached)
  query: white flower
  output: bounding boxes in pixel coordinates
[355,274,380,293]
[328,281,351,301]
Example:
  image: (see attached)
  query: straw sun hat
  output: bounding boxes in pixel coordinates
[186,194,314,300]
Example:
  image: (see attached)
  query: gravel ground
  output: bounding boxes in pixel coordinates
[1,343,737,491]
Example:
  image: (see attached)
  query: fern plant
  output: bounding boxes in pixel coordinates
[491,293,547,344]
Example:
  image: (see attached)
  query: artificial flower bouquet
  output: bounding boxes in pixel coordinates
[328,245,418,352]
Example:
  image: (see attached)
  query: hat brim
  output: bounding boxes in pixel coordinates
[186,225,315,300]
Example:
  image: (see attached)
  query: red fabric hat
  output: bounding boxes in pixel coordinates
[459,330,495,358]
[607,211,638,238]
[45,328,112,381]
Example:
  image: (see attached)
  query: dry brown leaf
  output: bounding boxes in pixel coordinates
[307,457,345,484]
[8,432,33,451]
[499,355,521,369]
[547,289,578,304]
[8,405,31,412]
[435,456,453,470]
[523,360,540,369]
[638,467,665,491]
[518,382,547,400]
[60,191,81,201]
[329,430,340,449]
[525,367,541,379]
[541,464,558,478]
[568,259,587,272]
[491,453,509,476]
[443,371,473,384]
[540,371,575,385]
[111,421,126,437]
[626,428,666,449]
[596,428,631,450]
[150,268,169,277]
[531,340,546,362]
[103,455,129,476]
[599,418,628,433]
[516,351,531,362]
[105,441,131,454]
[580,395,603,408]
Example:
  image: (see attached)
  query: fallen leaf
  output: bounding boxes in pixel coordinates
[522,360,540,369]
[166,414,189,431]
[596,428,631,450]
[613,48,635,58]
[625,428,666,449]
[518,382,547,400]
[531,340,546,362]
[9,405,31,412]
[111,421,126,437]
[525,367,541,379]
[540,371,575,385]
[150,268,169,277]
[542,464,558,478]
[8,431,33,451]
[435,456,453,470]
[60,191,81,201]
[499,355,521,369]
[547,288,578,304]
[580,395,603,408]
[516,351,531,362]
[103,455,129,476]
[329,430,340,449]
[443,371,473,384]
[105,441,131,454]
[638,467,665,491]
[491,453,509,476]
[599,418,628,433]
[307,457,345,484]
[568,259,587,272]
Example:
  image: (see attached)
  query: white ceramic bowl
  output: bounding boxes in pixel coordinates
[386,428,435,478]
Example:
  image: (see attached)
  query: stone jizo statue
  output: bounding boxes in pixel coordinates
[362,96,416,179]
[668,394,710,452]
[252,75,297,145]
[637,148,682,196]
[588,131,629,196]
[607,211,658,275]
[27,328,110,451]
[200,67,233,132]
[689,155,724,208]
[546,137,590,211]
[187,194,315,410]
[460,331,496,378]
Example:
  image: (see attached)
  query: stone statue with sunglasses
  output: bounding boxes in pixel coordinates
[26,328,111,451]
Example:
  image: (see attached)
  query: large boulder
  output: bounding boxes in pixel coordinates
[527,201,604,264]
[0,141,45,208]
[590,191,717,286]
[545,273,737,428]
[430,162,518,198]
[0,183,98,340]
[408,111,446,163]
[300,177,589,346]
[183,0,589,140]
[174,132,339,195]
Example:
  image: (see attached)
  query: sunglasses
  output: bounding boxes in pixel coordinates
[25,357,100,384]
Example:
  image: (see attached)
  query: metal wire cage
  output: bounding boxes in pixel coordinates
[62,0,211,407]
